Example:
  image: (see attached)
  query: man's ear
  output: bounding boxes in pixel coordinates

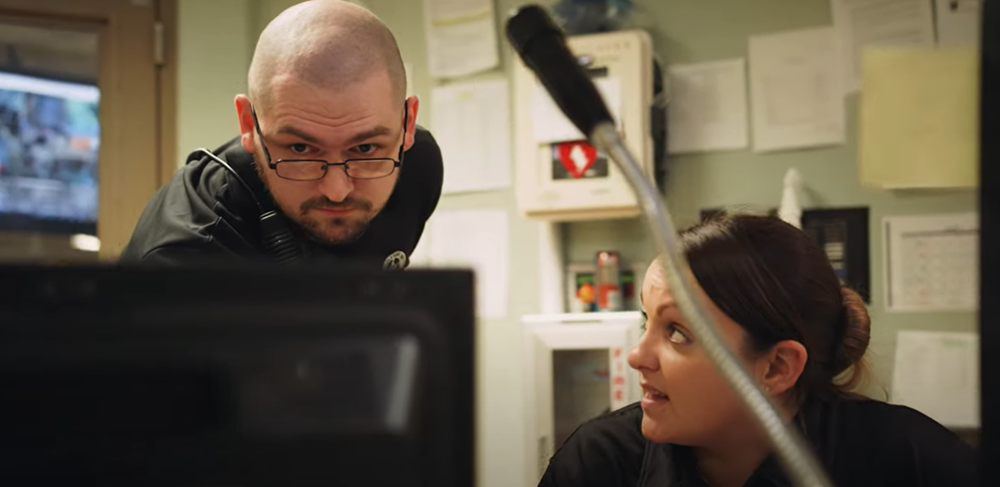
[234,95,255,154]
[759,340,808,397]
[404,95,420,151]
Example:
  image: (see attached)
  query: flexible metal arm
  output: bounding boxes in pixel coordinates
[590,123,836,487]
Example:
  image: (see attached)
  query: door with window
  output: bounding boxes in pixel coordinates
[0,0,174,262]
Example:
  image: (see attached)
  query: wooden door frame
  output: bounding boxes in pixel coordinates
[156,0,177,188]
[0,0,177,258]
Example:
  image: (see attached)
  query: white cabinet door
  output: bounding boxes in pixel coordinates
[522,312,642,485]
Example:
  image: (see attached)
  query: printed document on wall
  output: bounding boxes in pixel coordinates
[884,213,978,312]
[858,47,979,189]
[431,79,512,194]
[892,330,979,428]
[748,27,845,152]
[831,0,935,92]
[935,0,982,47]
[412,210,509,320]
[422,0,499,78]
[667,59,749,154]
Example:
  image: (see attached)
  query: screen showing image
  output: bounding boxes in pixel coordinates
[0,71,99,234]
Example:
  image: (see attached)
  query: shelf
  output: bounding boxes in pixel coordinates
[522,311,642,324]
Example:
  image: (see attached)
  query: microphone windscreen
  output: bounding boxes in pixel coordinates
[506,5,614,138]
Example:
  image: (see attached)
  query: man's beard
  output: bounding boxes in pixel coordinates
[295,195,374,245]
[253,150,377,246]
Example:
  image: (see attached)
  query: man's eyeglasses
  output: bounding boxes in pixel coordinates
[250,103,408,181]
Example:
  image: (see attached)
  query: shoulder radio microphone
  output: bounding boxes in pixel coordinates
[195,148,303,265]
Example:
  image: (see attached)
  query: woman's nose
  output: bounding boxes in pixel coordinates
[628,330,658,372]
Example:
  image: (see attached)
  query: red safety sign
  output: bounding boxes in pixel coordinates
[555,141,598,179]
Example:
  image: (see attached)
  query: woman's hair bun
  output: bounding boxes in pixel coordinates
[833,287,871,374]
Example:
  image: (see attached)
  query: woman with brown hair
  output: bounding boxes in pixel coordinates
[539,214,976,487]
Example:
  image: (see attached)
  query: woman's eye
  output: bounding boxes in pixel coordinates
[666,324,691,344]
[289,143,309,154]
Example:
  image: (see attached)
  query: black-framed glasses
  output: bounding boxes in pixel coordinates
[250,102,408,181]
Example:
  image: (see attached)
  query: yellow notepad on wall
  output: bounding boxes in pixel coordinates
[858,47,979,189]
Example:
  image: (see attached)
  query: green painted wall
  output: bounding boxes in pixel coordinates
[354,0,978,483]
[176,0,252,166]
[177,1,978,485]
[563,0,978,402]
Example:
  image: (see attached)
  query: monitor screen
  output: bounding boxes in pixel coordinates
[0,71,99,234]
[0,265,475,487]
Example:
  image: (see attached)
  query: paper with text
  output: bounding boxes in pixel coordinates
[892,330,979,428]
[832,0,935,92]
[668,59,749,154]
[410,209,509,320]
[884,213,978,312]
[749,27,845,152]
[421,0,499,78]
[430,79,512,194]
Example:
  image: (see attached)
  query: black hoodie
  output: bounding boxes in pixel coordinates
[119,128,442,269]
[538,399,976,487]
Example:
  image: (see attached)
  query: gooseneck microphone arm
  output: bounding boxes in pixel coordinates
[506,6,835,487]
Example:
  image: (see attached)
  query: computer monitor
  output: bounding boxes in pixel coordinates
[0,71,100,234]
[0,264,475,487]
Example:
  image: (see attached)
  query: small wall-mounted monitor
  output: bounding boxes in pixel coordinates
[0,70,99,234]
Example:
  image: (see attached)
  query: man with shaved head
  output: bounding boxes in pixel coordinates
[121,1,442,269]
